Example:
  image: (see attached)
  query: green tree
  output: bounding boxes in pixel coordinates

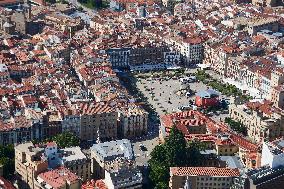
[0,144,15,179]
[51,132,80,148]
[149,126,204,188]
[164,127,187,166]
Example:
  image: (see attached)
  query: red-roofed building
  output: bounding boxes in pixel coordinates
[159,110,207,143]
[215,134,239,156]
[36,167,81,189]
[82,179,108,189]
[169,166,240,189]
[0,177,16,189]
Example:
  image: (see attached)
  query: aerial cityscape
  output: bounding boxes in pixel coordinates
[0,0,284,188]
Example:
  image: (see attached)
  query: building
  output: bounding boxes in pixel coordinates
[247,18,279,36]
[215,135,239,156]
[15,142,48,189]
[106,48,131,68]
[104,164,142,189]
[252,0,281,7]
[0,113,44,146]
[162,0,182,13]
[261,139,284,168]
[118,106,148,139]
[170,37,204,67]
[160,111,208,143]
[0,4,42,35]
[0,176,16,189]
[35,167,81,189]
[128,45,172,71]
[90,139,134,179]
[241,166,284,189]
[229,99,284,143]
[195,89,219,107]
[169,166,240,189]
[15,142,90,188]
[203,43,240,76]
[79,103,118,142]
[61,147,91,182]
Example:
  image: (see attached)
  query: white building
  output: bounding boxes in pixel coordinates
[91,139,134,179]
[261,141,284,168]
[118,106,148,139]
[104,166,143,189]
[165,37,204,67]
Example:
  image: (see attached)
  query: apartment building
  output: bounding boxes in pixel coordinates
[104,165,143,189]
[204,43,240,76]
[270,69,284,108]
[229,99,284,143]
[128,45,171,71]
[62,112,81,136]
[90,139,134,179]
[118,106,148,139]
[61,147,91,182]
[247,18,279,36]
[215,135,239,156]
[162,0,180,13]
[15,142,48,189]
[42,111,62,140]
[106,48,131,68]
[169,167,240,189]
[0,115,43,146]
[35,167,81,189]
[15,142,90,188]
[79,103,118,142]
[166,36,204,67]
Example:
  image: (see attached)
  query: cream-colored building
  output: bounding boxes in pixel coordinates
[203,43,239,76]
[215,135,239,156]
[169,167,240,189]
[15,142,90,188]
[119,106,148,139]
[61,147,91,182]
[15,143,48,189]
[79,103,118,142]
[229,99,284,143]
[270,69,284,108]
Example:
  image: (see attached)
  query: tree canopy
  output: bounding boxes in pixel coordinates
[149,126,204,189]
[50,132,80,148]
[0,144,15,179]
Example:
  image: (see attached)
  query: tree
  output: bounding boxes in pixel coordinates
[149,126,204,188]
[0,144,15,179]
[51,132,80,148]
[164,126,187,166]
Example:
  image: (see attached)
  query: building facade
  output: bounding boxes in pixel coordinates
[169,167,240,189]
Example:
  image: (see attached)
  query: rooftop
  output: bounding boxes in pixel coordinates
[37,167,79,189]
[170,167,240,177]
[91,139,134,161]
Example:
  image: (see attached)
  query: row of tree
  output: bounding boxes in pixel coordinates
[225,117,248,136]
[195,70,251,101]
[149,127,205,188]
[33,132,80,148]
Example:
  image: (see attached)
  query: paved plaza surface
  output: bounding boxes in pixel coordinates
[135,71,225,116]
[131,69,230,166]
